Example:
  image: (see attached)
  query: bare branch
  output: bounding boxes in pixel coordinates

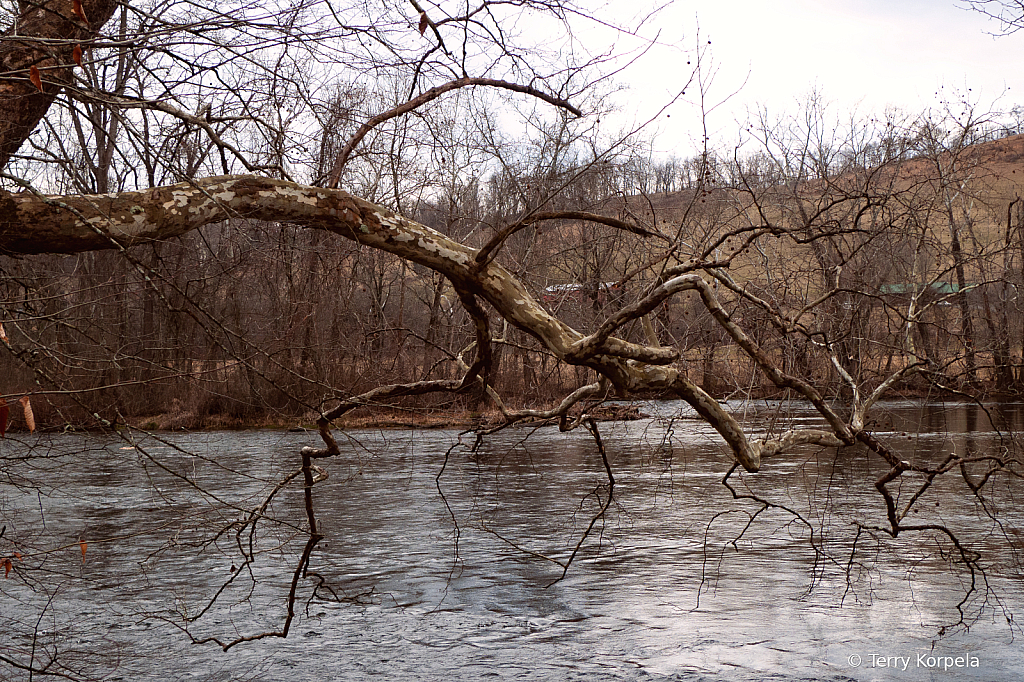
[326,77,582,187]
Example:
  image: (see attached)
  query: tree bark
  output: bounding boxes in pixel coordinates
[0,174,851,471]
[1,0,120,168]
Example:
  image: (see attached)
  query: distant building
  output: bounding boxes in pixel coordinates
[541,282,621,305]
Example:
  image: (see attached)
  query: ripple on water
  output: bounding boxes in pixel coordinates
[2,406,1023,680]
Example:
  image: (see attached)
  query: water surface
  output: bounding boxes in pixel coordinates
[0,400,1021,680]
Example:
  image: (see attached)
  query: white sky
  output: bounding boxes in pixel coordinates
[598,0,1024,158]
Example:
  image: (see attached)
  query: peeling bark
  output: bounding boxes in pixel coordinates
[0,175,851,471]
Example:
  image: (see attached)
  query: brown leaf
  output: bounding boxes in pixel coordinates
[29,65,43,92]
[13,552,22,561]
[20,396,35,433]
[80,540,87,562]
[3,558,11,578]
[73,0,89,23]
[0,322,7,343]
[418,11,429,35]
[73,44,83,68]
[0,398,8,438]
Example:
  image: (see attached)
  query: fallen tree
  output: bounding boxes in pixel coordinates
[0,173,852,472]
[2,0,1022,672]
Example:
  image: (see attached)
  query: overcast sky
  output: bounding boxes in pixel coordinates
[600,0,1024,158]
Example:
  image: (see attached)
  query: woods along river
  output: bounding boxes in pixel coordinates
[1,400,1022,680]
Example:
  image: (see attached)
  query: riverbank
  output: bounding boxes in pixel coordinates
[1,383,985,435]
[124,402,651,432]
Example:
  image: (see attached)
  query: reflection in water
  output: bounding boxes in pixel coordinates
[0,401,1021,680]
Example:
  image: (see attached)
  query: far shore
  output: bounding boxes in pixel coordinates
[1,385,990,435]
[119,403,652,433]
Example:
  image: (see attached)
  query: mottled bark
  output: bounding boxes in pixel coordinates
[0,175,849,471]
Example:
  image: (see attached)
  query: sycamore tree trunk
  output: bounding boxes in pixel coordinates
[2,1,1018,667]
[0,174,854,470]
[0,0,953,557]
[0,0,863,473]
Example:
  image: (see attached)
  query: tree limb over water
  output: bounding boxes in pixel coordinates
[3,0,1024,672]
[0,174,848,472]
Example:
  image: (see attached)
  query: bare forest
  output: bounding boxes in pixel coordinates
[3,0,1024,678]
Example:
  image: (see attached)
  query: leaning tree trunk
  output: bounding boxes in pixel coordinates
[0,175,857,471]
[1,0,121,168]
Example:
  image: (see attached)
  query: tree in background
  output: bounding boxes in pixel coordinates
[2,0,1024,676]
[963,0,1024,33]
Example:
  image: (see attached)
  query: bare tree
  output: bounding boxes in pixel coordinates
[962,0,1024,33]
[2,1,1024,677]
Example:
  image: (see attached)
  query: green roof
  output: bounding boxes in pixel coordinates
[878,282,964,295]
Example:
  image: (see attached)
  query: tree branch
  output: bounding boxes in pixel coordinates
[1,0,121,168]
[0,175,855,471]
[326,77,582,187]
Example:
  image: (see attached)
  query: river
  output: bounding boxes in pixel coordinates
[0,400,1021,680]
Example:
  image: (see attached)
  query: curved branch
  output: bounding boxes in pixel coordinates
[326,77,582,187]
[0,175,852,472]
[474,210,668,268]
[480,379,607,431]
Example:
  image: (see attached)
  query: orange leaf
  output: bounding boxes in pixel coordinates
[72,0,89,23]
[79,540,87,561]
[20,396,35,433]
[29,65,43,92]
[73,44,83,68]
[13,552,22,561]
[3,558,11,578]
[418,11,428,35]
[0,398,8,438]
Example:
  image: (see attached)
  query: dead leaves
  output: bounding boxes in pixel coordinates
[72,0,89,23]
[29,65,43,92]
[0,396,36,436]
[2,554,21,578]
[418,11,429,35]
[73,44,84,68]
[20,396,35,433]
[80,540,87,562]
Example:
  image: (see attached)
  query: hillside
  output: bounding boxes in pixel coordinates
[639,132,1024,225]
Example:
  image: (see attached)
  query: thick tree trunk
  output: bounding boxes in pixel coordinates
[0,175,853,471]
[1,0,120,168]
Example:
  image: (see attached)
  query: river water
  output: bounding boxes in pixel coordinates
[0,400,1022,681]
